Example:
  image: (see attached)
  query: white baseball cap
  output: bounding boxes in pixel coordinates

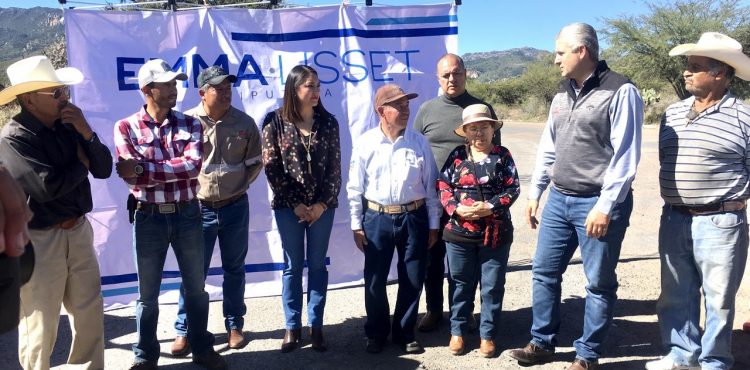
[137,59,187,89]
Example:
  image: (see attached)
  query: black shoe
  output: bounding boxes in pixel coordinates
[129,361,158,370]
[507,342,555,364]
[365,338,384,354]
[192,350,228,370]
[401,341,424,354]
[417,311,443,332]
[281,328,301,353]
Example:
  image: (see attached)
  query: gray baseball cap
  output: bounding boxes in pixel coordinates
[197,66,237,89]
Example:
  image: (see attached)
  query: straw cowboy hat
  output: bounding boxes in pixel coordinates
[455,104,503,137]
[0,55,83,105]
[669,32,750,81]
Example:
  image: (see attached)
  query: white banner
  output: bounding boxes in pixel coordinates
[64,4,457,309]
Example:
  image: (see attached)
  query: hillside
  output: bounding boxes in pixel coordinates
[463,47,551,82]
[0,7,64,86]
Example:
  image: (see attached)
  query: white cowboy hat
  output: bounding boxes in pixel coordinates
[669,32,750,81]
[0,55,83,105]
[455,104,503,137]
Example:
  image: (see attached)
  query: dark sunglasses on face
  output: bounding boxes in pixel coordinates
[34,86,69,99]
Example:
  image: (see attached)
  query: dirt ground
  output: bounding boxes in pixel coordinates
[1,121,749,370]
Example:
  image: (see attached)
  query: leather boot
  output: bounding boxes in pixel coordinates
[479,339,496,358]
[281,328,301,353]
[448,335,464,355]
[310,327,327,352]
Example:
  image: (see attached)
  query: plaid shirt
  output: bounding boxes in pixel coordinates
[114,106,203,203]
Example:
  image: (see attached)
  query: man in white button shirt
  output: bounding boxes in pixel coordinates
[347,83,441,355]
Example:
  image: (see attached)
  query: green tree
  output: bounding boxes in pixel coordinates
[603,0,750,99]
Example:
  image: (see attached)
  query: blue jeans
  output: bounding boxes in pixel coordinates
[446,233,512,340]
[363,206,428,343]
[131,200,214,363]
[175,195,249,336]
[530,187,632,362]
[274,207,335,329]
[657,206,748,370]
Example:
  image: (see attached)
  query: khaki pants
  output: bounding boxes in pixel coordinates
[18,217,104,370]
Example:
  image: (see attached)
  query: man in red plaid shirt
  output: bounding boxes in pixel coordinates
[114,59,226,370]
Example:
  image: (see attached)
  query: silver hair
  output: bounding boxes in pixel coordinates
[557,22,599,62]
[707,58,736,80]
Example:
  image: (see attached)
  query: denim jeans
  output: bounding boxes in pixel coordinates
[530,187,632,362]
[446,233,512,340]
[363,206,428,344]
[274,207,335,329]
[657,206,748,370]
[131,200,214,363]
[175,195,249,336]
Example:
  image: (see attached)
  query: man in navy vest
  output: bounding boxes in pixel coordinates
[508,23,644,370]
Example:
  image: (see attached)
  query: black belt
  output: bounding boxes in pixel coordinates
[137,200,195,214]
[671,200,746,216]
[200,193,245,209]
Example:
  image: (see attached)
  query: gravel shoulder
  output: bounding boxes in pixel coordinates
[1,121,749,370]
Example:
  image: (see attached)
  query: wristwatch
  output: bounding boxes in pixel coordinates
[133,163,144,176]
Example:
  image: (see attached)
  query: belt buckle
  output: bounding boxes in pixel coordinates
[158,203,176,214]
[386,205,400,214]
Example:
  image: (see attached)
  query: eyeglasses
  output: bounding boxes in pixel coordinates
[34,86,69,99]
[384,100,409,111]
[465,125,494,134]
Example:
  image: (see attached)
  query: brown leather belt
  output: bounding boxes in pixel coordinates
[58,217,80,230]
[137,200,194,214]
[367,198,425,214]
[200,193,245,209]
[672,200,746,216]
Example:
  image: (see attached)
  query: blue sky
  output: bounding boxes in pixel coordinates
[5,0,749,54]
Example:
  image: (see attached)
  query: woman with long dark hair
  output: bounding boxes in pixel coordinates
[262,65,341,353]
[437,104,519,358]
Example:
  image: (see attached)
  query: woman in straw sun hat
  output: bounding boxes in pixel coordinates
[437,103,520,358]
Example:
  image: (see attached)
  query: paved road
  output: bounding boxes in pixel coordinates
[1,121,749,370]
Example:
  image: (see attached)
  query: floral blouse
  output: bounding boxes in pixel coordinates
[437,144,520,243]
[261,109,341,210]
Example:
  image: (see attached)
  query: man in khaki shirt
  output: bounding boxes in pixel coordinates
[171,66,262,354]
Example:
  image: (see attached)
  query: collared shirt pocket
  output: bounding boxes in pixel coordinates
[225,133,249,164]
[172,130,193,156]
[135,134,155,158]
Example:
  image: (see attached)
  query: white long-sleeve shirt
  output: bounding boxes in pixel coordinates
[347,126,441,230]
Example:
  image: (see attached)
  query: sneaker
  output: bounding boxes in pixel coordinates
[192,349,228,370]
[645,356,700,370]
[507,342,554,364]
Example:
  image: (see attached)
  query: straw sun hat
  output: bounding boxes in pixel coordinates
[669,32,750,81]
[454,104,503,137]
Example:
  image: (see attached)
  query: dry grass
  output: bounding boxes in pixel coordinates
[0,103,19,128]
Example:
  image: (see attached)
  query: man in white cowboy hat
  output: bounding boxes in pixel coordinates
[508,23,643,370]
[113,59,226,370]
[347,83,441,354]
[412,53,500,333]
[170,65,262,354]
[645,32,750,370]
[0,55,113,370]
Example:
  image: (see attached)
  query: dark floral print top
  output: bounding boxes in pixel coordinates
[262,109,341,210]
[437,144,520,244]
